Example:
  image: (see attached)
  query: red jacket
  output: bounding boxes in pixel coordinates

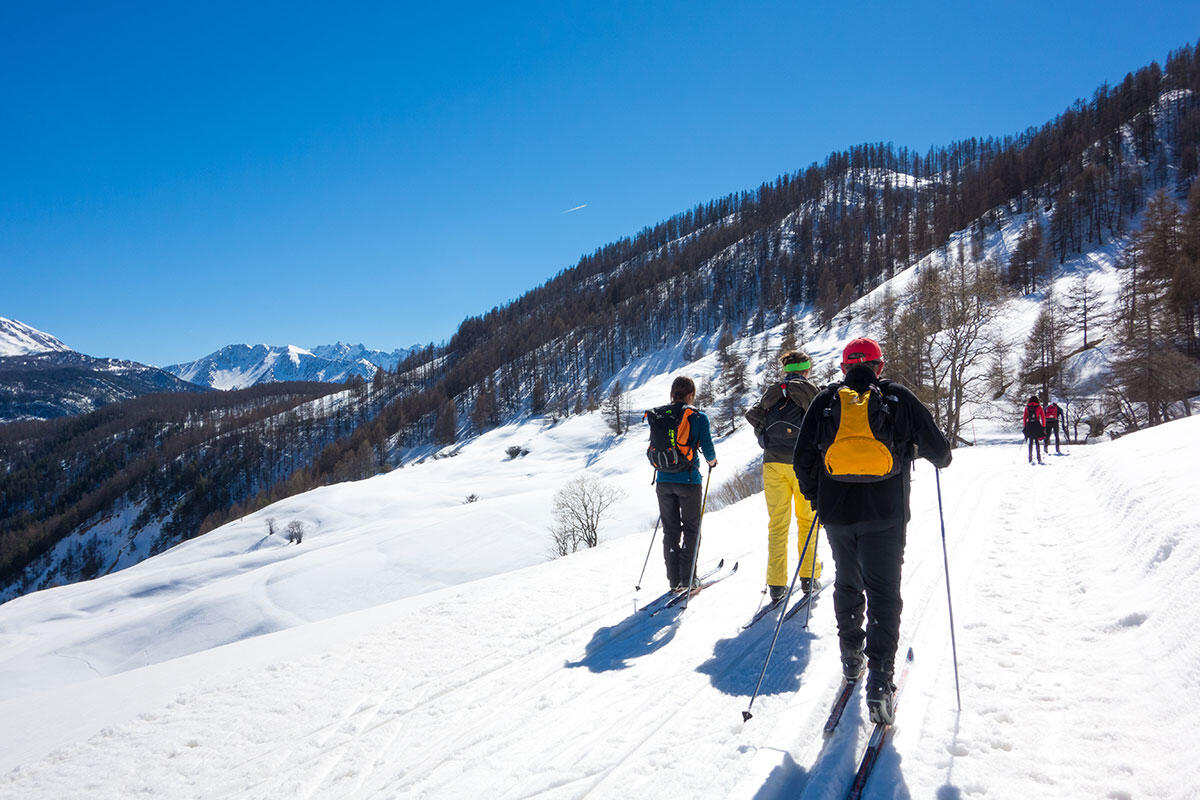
[1044,403,1060,422]
[1023,403,1045,428]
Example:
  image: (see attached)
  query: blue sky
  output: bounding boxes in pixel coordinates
[3,1,1198,366]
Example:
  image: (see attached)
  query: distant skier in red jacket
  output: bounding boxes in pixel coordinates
[1023,396,1045,465]
[1043,400,1064,454]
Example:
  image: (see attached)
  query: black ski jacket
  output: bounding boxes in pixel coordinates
[792,365,952,527]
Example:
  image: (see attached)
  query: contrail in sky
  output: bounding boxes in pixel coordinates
[560,204,588,214]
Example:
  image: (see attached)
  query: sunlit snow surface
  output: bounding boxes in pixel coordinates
[1,396,1198,798]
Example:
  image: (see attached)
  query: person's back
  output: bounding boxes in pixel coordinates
[1043,400,1063,454]
[1023,397,1045,464]
[795,365,948,528]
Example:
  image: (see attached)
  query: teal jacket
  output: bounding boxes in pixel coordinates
[654,408,717,485]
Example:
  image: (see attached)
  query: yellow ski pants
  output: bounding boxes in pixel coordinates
[763,461,822,586]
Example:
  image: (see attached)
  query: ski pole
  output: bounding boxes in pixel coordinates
[743,515,817,722]
[635,517,661,592]
[681,463,713,611]
[935,467,963,711]
[801,517,821,630]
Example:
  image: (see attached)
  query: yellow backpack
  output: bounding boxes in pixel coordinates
[820,384,904,482]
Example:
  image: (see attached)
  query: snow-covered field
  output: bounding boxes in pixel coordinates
[1,378,1198,798]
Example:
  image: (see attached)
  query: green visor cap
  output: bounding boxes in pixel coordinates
[784,361,811,372]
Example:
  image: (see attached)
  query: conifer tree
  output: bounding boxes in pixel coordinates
[601,380,627,434]
[434,396,457,445]
[1112,190,1199,426]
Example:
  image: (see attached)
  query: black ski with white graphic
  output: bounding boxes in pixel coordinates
[781,579,827,623]
[639,559,724,614]
[846,647,915,800]
[741,597,784,630]
[743,579,826,630]
[652,560,739,615]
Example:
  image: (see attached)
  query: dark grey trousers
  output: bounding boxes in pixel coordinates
[656,482,702,587]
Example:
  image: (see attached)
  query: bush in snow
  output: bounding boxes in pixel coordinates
[549,476,624,557]
[505,445,523,460]
[266,517,277,536]
[707,460,764,512]
[465,494,479,503]
[286,520,305,544]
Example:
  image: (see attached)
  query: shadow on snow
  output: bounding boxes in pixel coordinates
[563,603,682,672]
[773,688,916,800]
[696,596,822,698]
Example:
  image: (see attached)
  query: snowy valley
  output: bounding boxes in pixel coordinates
[1,305,1197,797]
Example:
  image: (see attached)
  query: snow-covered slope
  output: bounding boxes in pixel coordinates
[0,317,72,356]
[164,342,413,390]
[1,366,1198,799]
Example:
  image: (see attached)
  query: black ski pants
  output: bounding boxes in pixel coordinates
[1043,421,1060,452]
[825,519,906,678]
[656,482,703,587]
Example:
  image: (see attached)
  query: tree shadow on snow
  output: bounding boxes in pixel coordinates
[563,604,681,672]
[695,608,817,697]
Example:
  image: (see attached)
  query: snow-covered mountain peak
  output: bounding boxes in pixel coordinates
[0,317,73,357]
[309,341,415,370]
[164,340,417,390]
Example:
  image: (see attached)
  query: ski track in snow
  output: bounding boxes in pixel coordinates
[2,420,1199,799]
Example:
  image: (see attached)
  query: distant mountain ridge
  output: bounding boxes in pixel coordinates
[164,342,415,390]
[0,351,209,421]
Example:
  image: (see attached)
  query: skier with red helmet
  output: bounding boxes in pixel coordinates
[792,337,952,725]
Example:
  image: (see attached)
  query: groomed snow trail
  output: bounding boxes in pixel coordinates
[3,420,1199,799]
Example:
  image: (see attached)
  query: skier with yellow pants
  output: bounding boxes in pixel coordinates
[745,350,823,601]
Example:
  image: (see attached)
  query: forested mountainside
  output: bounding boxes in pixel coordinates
[1,382,344,599]
[2,43,1199,601]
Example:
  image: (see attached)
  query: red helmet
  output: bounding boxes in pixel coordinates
[841,337,884,367]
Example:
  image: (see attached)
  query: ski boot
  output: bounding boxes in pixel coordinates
[840,640,866,681]
[865,670,897,724]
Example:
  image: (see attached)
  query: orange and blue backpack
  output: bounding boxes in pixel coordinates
[644,403,698,473]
